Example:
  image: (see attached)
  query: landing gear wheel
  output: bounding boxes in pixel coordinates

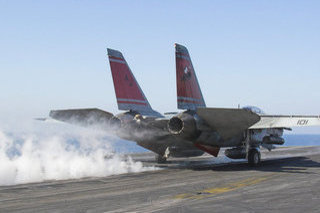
[155,155,167,164]
[248,149,261,166]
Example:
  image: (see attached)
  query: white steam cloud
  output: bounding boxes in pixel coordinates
[0,120,156,186]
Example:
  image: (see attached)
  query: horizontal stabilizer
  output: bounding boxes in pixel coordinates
[197,108,260,140]
[250,115,320,129]
[49,108,115,128]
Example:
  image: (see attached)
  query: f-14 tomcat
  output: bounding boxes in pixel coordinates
[49,44,320,166]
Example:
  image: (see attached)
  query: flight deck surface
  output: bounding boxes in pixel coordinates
[1,146,320,213]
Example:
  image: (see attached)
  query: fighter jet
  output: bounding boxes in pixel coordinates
[49,44,320,166]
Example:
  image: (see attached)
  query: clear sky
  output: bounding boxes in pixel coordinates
[1,1,320,131]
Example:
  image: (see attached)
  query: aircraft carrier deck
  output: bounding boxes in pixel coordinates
[1,146,320,213]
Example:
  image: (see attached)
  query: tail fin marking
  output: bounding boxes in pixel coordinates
[107,48,153,113]
[175,43,206,110]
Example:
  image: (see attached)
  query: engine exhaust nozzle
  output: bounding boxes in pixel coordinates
[167,112,199,140]
[168,117,184,134]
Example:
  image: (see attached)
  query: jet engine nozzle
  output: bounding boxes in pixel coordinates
[168,117,184,134]
[167,112,199,140]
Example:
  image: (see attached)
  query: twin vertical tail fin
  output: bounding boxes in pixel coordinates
[108,44,205,114]
[107,48,157,115]
[175,43,206,110]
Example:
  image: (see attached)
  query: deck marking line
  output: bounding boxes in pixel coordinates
[174,174,276,200]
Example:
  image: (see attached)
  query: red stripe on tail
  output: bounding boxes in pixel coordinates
[107,48,152,112]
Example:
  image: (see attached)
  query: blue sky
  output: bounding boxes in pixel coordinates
[0,1,320,131]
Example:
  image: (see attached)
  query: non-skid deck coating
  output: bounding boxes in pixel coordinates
[1,146,320,213]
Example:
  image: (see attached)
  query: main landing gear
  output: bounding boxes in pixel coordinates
[224,146,261,166]
[155,147,170,164]
[242,130,261,166]
[155,155,167,164]
[247,148,261,166]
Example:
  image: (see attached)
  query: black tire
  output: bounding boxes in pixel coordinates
[248,149,261,166]
[155,155,167,164]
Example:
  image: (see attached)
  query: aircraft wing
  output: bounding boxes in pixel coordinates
[249,115,320,129]
[49,108,116,128]
[196,108,261,140]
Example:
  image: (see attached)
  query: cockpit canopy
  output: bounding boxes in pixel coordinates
[242,106,265,115]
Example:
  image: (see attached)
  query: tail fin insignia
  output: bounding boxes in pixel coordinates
[175,43,206,110]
